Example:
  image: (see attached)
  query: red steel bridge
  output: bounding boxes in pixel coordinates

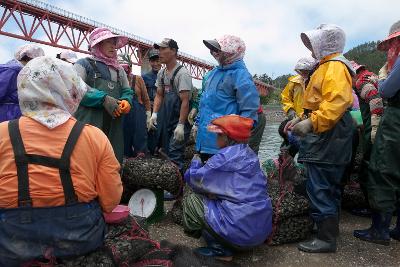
[0,0,272,95]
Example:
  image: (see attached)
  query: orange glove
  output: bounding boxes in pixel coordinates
[119,100,131,114]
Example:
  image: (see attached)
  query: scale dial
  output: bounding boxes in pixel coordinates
[128,189,157,218]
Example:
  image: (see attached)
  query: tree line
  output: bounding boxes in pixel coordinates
[256,41,387,105]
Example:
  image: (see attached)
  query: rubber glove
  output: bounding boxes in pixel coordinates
[287,108,297,120]
[370,114,380,144]
[292,118,313,137]
[119,100,131,114]
[173,123,185,142]
[284,116,301,134]
[146,111,152,130]
[379,63,388,81]
[149,112,158,130]
[103,95,120,119]
[188,108,197,125]
[191,125,198,141]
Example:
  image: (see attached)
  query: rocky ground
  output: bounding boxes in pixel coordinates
[149,202,400,267]
[263,105,286,122]
[144,112,400,267]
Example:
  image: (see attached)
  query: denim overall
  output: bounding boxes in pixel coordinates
[0,120,106,266]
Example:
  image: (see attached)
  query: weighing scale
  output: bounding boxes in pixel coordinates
[128,188,164,224]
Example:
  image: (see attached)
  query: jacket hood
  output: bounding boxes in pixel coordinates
[295,57,317,72]
[301,24,346,60]
[207,144,257,172]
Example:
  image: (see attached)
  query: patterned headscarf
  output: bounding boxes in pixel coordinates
[14,44,45,61]
[216,35,246,65]
[17,57,87,129]
[89,27,127,70]
[387,38,400,72]
[90,44,122,70]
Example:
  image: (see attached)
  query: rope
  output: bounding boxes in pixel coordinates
[267,150,293,244]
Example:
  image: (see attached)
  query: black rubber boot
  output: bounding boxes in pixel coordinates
[353,212,392,245]
[350,207,372,217]
[194,231,233,261]
[353,212,379,239]
[390,207,400,241]
[298,216,338,253]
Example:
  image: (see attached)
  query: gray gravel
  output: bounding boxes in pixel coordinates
[149,203,400,267]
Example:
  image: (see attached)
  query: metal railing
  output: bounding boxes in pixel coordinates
[19,0,214,66]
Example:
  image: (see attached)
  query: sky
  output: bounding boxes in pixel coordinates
[0,0,398,81]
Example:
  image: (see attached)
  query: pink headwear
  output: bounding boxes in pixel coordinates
[89,27,128,70]
[89,27,128,49]
[377,20,400,51]
[216,35,246,65]
[350,61,365,73]
[377,21,400,71]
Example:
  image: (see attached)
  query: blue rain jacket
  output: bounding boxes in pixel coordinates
[184,144,272,247]
[195,60,260,155]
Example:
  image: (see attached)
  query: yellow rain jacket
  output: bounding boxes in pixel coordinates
[303,53,353,133]
[281,75,305,116]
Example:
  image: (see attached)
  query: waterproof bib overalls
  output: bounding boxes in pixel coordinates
[123,76,148,157]
[298,56,355,222]
[142,71,158,154]
[156,66,191,170]
[74,59,124,163]
[368,91,400,212]
[353,89,373,204]
[0,119,105,267]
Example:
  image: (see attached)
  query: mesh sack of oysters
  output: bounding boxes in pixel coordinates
[122,158,182,200]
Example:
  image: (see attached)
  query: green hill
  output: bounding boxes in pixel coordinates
[344,41,386,74]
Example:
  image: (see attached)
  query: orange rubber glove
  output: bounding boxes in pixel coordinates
[119,100,131,114]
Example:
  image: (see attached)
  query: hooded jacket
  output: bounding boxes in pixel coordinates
[0,59,23,123]
[195,60,259,154]
[281,75,305,116]
[301,24,354,133]
[185,144,272,247]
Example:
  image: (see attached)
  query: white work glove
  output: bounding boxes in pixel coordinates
[188,108,198,125]
[379,63,388,81]
[191,125,198,141]
[284,116,301,134]
[146,111,152,130]
[173,123,185,142]
[292,118,313,137]
[149,112,158,131]
[370,114,380,144]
